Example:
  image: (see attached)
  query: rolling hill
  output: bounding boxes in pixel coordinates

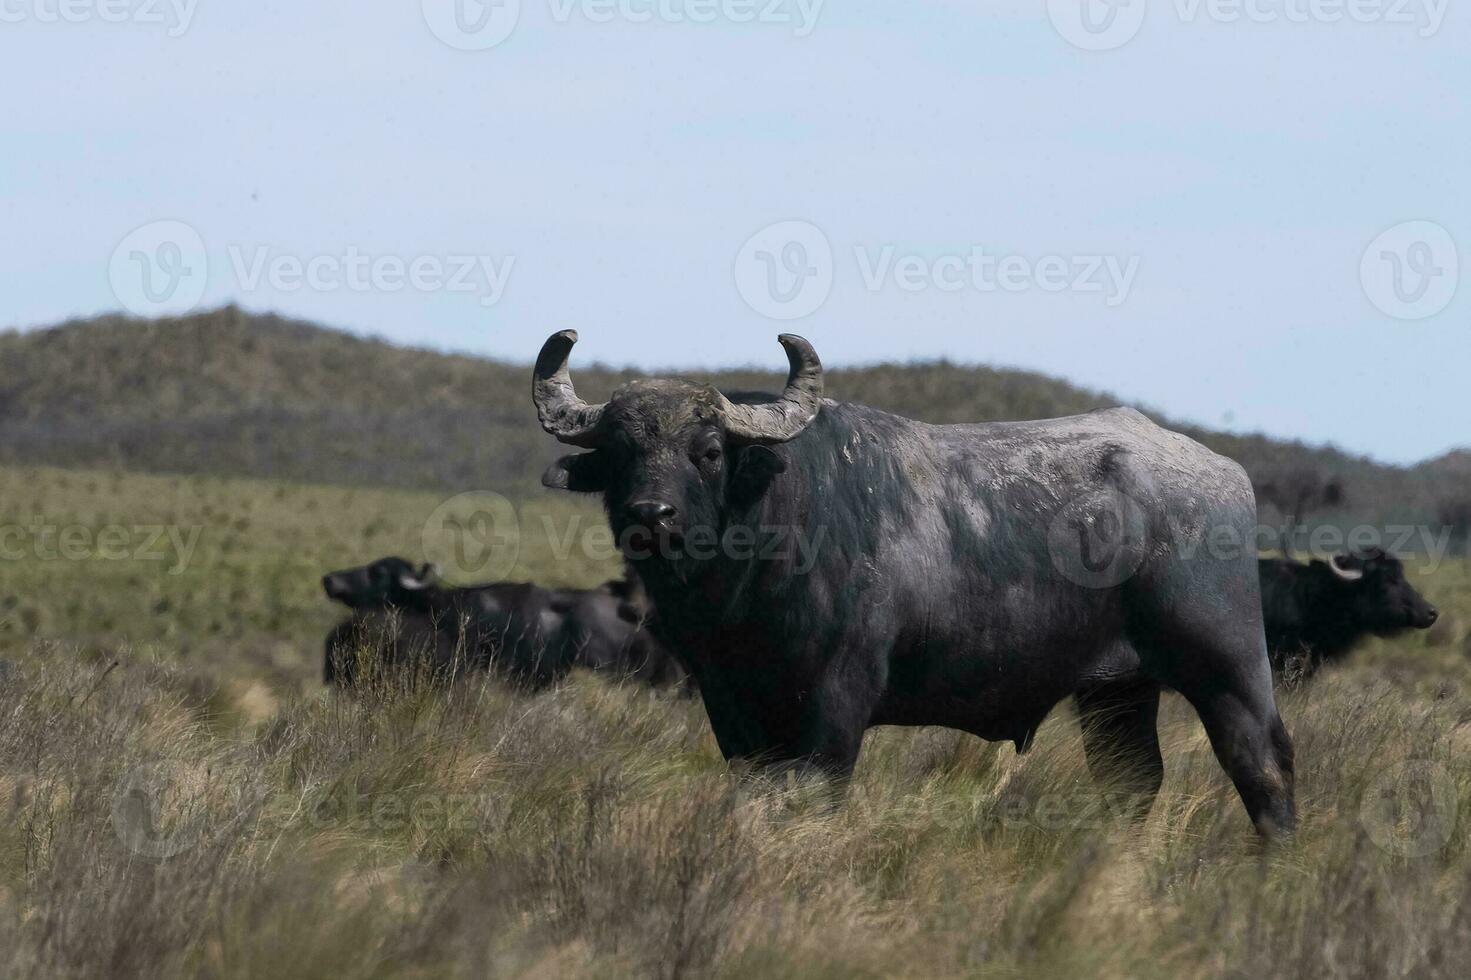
[1,307,1464,537]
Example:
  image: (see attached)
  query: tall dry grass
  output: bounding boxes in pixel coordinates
[2,634,1470,979]
[2,463,1468,978]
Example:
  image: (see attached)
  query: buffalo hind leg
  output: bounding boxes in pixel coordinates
[1075,680,1163,822]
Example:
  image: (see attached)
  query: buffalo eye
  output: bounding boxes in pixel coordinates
[693,443,723,466]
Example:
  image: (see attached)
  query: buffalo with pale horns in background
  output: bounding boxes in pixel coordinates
[532,330,1296,836]
[1259,548,1438,676]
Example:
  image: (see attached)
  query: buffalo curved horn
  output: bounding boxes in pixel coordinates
[533,330,607,447]
[1329,553,1364,582]
[718,334,824,445]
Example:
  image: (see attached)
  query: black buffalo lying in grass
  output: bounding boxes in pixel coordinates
[321,557,683,690]
[1258,548,1438,677]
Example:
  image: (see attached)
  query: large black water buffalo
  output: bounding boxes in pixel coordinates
[321,557,681,689]
[532,330,1296,835]
[1259,548,1438,676]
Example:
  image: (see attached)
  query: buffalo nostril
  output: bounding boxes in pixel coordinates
[627,500,678,528]
[1427,607,1439,624]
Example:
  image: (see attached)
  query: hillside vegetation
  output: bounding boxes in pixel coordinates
[3,308,1463,535]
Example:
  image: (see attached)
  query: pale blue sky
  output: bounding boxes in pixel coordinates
[2,0,1466,464]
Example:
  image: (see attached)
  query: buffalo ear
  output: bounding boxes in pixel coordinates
[543,452,608,492]
[729,445,786,504]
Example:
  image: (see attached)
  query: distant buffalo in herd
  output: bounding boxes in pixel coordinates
[1259,547,1437,676]
[312,330,1447,841]
[322,556,683,691]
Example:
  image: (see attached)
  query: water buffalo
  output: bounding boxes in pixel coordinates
[532,330,1296,836]
[321,557,680,689]
[1259,548,1438,676]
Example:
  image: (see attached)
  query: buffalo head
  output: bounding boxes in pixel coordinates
[532,330,823,561]
[1326,548,1439,635]
[322,556,440,610]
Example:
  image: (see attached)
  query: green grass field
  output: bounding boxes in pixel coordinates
[2,463,1469,978]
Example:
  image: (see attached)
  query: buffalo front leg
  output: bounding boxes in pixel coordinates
[1074,680,1164,821]
[700,683,867,796]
